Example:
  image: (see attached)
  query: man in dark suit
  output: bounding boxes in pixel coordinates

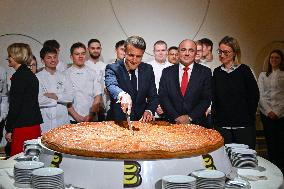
[105,36,158,121]
[159,39,212,126]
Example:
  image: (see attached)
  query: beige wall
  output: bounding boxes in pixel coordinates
[0,0,284,77]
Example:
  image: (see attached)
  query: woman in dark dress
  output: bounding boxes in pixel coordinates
[5,43,43,156]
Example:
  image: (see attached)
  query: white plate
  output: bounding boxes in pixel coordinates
[191,169,225,179]
[225,144,249,148]
[162,175,196,183]
[231,149,256,155]
[14,161,44,170]
[32,167,64,177]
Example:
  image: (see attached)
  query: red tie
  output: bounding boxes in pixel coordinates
[181,66,189,96]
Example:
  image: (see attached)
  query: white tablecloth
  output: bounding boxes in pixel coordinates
[237,156,284,189]
[0,155,283,189]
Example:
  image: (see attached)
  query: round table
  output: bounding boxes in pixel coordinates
[237,156,284,189]
[0,154,283,189]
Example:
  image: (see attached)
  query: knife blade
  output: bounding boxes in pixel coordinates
[126,114,134,135]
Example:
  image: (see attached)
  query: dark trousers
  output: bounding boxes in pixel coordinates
[260,113,284,173]
[215,125,256,150]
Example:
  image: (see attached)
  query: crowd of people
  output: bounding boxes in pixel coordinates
[0,36,283,172]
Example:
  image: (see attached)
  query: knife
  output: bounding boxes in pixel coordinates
[126,113,134,135]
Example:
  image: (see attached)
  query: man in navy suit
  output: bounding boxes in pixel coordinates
[105,36,158,121]
[159,39,211,126]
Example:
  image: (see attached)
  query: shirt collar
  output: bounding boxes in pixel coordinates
[179,62,194,70]
[221,63,240,73]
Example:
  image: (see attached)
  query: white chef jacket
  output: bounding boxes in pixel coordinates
[0,66,8,147]
[37,69,73,133]
[85,60,106,90]
[85,60,108,111]
[56,60,67,72]
[258,69,284,118]
[64,65,101,121]
[148,60,172,90]
[0,66,8,121]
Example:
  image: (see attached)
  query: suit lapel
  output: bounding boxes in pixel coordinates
[173,64,183,97]
[119,60,133,93]
[136,63,145,102]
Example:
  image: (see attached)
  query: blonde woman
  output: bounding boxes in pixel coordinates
[211,36,259,149]
[5,43,43,156]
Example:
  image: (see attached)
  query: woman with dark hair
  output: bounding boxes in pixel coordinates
[211,36,259,149]
[28,55,38,74]
[258,49,284,172]
[5,43,43,156]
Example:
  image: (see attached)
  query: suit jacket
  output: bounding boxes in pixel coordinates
[105,60,158,121]
[6,64,43,133]
[159,63,212,125]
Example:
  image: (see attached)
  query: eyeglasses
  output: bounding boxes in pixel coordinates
[28,64,37,68]
[217,49,232,56]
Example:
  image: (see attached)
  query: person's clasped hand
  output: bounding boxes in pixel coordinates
[120,93,132,115]
[140,111,155,122]
[175,115,191,124]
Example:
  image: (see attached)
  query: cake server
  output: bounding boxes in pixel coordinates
[126,113,134,135]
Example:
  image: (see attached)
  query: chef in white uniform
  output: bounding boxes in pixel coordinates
[85,39,106,120]
[64,42,101,123]
[0,65,8,146]
[37,46,73,134]
[147,40,171,118]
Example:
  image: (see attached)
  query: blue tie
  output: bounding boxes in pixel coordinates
[130,70,137,95]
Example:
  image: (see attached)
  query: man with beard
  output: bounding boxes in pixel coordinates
[85,39,106,120]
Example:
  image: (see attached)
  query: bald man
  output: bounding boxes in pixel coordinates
[159,39,212,126]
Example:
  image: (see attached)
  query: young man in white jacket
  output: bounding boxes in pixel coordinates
[65,42,101,123]
[37,46,73,134]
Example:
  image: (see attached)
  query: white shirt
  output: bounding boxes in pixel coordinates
[0,66,8,121]
[0,66,8,147]
[258,69,284,118]
[64,65,101,121]
[56,60,67,72]
[36,69,73,133]
[85,59,108,112]
[200,59,221,73]
[179,63,194,86]
[85,60,106,90]
[148,60,172,90]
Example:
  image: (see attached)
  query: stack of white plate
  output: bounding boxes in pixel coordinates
[32,167,64,189]
[230,148,258,168]
[162,175,196,189]
[191,169,226,189]
[225,143,249,160]
[14,161,44,188]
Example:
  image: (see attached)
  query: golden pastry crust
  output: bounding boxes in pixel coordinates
[41,121,224,159]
